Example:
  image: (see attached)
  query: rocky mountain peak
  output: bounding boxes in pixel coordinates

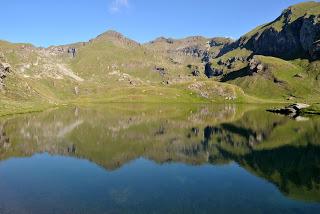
[96,30,125,39]
[151,37,175,44]
[92,30,140,47]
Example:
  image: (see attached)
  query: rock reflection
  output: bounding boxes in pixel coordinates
[0,123,10,151]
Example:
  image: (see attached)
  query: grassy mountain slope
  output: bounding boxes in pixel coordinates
[1,2,320,116]
[207,1,320,103]
[0,31,260,115]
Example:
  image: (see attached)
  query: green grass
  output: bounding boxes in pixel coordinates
[218,55,320,103]
[0,98,53,117]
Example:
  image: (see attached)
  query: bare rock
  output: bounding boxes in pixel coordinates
[68,48,77,58]
[0,62,11,89]
[187,64,201,76]
[192,70,200,77]
[291,103,310,110]
[267,103,310,117]
[249,57,265,74]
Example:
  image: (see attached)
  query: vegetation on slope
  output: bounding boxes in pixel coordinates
[1,2,320,116]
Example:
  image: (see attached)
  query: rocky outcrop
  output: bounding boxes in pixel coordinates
[67,48,77,58]
[46,45,82,57]
[248,56,266,74]
[178,38,232,61]
[146,36,232,62]
[0,58,11,90]
[177,46,207,58]
[219,2,320,60]
[191,70,200,76]
[187,64,201,76]
[217,56,248,69]
[204,63,223,78]
[208,38,233,47]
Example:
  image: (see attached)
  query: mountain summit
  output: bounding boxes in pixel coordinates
[90,30,140,48]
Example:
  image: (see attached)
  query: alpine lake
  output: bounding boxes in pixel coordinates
[0,103,319,214]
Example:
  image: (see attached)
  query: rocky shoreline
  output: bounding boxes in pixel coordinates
[267,103,320,119]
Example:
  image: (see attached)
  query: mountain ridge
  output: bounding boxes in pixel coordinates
[1,1,320,116]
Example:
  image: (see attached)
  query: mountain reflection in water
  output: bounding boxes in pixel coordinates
[0,104,319,214]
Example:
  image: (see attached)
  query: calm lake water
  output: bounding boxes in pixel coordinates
[0,104,319,214]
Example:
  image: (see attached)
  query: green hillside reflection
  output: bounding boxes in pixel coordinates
[0,104,319,202]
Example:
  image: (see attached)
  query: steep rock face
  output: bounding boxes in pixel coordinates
[219,2,320,60]
[246,19,304,59]
[300,16,320,52]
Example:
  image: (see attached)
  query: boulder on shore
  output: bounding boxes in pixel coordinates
[267,103,310,117]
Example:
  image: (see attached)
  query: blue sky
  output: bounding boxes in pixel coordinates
[0,0,313,47]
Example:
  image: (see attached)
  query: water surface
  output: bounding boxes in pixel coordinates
[0,104,319,213]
